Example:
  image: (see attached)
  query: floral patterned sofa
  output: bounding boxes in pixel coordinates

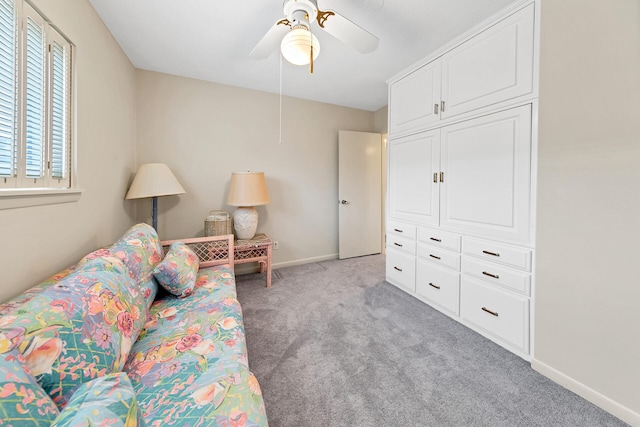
[0,223,268,426]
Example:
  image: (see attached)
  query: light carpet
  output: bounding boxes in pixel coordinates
[236,255,627,427]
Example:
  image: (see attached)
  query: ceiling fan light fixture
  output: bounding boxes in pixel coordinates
[281,27,320,66]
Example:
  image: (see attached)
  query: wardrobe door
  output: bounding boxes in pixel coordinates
[389,59,441,136]
[440,4,534,120]
[439,105,532,243]
[388,130,440,226]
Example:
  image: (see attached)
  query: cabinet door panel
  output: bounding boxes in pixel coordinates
[440,105,532,243]
[416,260,460,316]
[460,276,529,353]
[441,4,534,119]
[389,59,441,135]
[386,249,416,293]
[388,130,440,225]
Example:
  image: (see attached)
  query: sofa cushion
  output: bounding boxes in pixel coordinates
[51,372,145,427]
[0,340,60,425]
[109,223,163,301]
[123,265,267,426]
[79,247,159,307]
[0,258,148,408]
[153,242,199,297]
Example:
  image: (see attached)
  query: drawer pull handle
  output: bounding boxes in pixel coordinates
[430,237,442,242]
[482,307,499,317]
[429,254,441,260]
[482,271,500,279]
[433,172,438,183]
[394,242,403,247]
[428,282,441,290]
[482,250,500,257]
[394,266,403,272]
[394,228,403,233]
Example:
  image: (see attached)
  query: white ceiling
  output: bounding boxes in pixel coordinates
[88,0,516,112]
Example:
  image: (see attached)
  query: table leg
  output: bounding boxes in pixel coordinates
[266,244,272,288]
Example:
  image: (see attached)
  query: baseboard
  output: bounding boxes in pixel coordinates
[234,253,339,276]
[272,253,338,269]
[532,358,640,426]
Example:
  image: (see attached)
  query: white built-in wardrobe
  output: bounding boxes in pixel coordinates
[385,0,538,360]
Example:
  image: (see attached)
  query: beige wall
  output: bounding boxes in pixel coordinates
[0,0,137,303]
[534,0,640,423]
[135,70,375,267]
[374,105,388,134]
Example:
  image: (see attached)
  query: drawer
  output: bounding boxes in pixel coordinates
[463,237,532,271]
[386,235,416,256]
[386,249,416,293]
[460,276,529,353]
[417,228,461,252]
[416,260,460,316]
[462,257,531,296]
[386,220,417,240]
[417,244,460,271]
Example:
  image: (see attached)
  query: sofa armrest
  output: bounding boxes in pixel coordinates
[161,235,235,272]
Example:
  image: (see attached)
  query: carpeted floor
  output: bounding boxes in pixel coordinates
[236,255,627,427]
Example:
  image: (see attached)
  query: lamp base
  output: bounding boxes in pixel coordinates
[232,206,258,240]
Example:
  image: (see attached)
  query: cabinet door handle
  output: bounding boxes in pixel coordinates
[433,172,438,183]
[441,100,445,112]
[394,242,403,248]
[439,172,444,183]
[394,228,403,233]
[430,237,441,242]
[434,103,439,114]
[394,266,403,272]
[428,282,441,290]
[482,271,500,279]
[429,254,441,260]
[482,307,499,317]
[482,250,500,257]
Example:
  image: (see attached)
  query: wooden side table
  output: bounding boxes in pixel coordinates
[234,233,273,288]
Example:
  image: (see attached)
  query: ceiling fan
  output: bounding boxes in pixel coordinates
[250,0,379,73]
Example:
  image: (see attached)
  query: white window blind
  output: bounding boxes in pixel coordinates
[0,0,16,179]
[0,0,73,190]
[49,30,69,181]
[23,9,45,181]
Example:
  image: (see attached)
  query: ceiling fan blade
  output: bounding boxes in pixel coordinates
[317,10,379,54]
[250,19,290,59]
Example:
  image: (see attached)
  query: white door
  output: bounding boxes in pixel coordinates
[389,58,441,135]
[440,105,532,243]
[338,130,382,259]
[440,4,534,119]
[387,130,441,225]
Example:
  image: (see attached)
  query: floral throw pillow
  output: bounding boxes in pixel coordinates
[153,242,199,297]
[0,338,60,425]
[51,372,145,427]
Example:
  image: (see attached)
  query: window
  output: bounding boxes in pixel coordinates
[0,0,72,191]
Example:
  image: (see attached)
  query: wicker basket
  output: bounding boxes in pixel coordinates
[204,211,233,237]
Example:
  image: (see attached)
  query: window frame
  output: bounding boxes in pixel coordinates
[0,0,77,208]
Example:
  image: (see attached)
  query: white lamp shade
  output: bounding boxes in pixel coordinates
[281,27,320,66]
[125,163,186,200]
[227,172,270,207]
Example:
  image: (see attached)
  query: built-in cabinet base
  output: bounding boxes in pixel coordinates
[386,221,533,360]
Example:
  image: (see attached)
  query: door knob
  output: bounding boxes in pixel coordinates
[340,200,349,205]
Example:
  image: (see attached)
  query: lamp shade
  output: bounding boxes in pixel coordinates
[227,172,270,207]
[125,163,186,200]
[281,27,320,66]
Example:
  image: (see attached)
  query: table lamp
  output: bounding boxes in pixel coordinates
[226,171,270,240]
[125,163,186,231]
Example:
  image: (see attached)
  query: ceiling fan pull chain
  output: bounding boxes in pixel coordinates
[279,53,283,143]
[310,44,314,74]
